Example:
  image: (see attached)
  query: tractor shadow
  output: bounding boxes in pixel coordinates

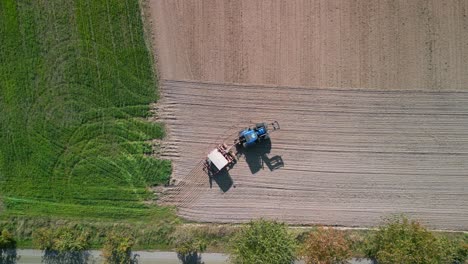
[236,139,285,174]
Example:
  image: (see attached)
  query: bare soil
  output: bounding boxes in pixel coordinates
[157,80,468,230]
[150,0,468,90]
[148,0,468,230]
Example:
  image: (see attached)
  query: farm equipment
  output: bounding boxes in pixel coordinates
[204,121,280,176]
[237,121,280,148]
[204,143,236,176]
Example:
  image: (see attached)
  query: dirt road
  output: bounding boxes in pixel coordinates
[148,0,468,230]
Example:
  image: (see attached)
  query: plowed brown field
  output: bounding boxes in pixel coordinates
[148,0,468,230]
[150,0,468,90]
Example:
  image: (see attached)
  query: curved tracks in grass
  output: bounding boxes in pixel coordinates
[0,0,172,220]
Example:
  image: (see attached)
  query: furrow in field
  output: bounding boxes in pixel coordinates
[157,80,468,230]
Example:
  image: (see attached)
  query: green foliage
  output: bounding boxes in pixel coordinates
[172,226,207,264]
[0,230,16,249]
[454,238,468,264]
[1,216,179,250]
[33,227,90,252]
[365,215,464,264]
[437,235,468,264]
[0,229,18,263]
[230,219,296,264]
[299,227,351,264]
[174,225,239,253]
[33,227,91,263]
[0,0,171,219]
[102,232,138,264]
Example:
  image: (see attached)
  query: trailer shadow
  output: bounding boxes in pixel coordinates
[209,169,234,193]
[236,139,285,174]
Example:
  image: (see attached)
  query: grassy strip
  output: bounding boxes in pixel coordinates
[0,216,179,250]
[2,216,465,256]
[0,0,171,219]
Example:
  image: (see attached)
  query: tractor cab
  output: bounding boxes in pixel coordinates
[240,129,258,147]
[239,123,273,148]
[256,125,267,137]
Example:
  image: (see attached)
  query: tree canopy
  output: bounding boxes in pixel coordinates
[299,227,351,264]
[0,229,18,264]
[102,232,138,264]
[230,219,296,264]
[172,227,207,264]
[365,215,463,264]
[33,227,91,264]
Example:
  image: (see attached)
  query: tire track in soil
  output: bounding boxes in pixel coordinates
[148,0,468,230]
[157,79,468,230]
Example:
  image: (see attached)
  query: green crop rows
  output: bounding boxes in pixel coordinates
[0,0,173,221]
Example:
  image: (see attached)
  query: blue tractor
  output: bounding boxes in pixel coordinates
[237,121,280,148]
[203,121,280,176]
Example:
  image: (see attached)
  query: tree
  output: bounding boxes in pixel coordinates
[365,215,456,264]
[0,229,18,264]
[438,235,468,264]
[172,227,206,264]
[299,227,351,264]
[230,219,296,264]
[101,232,138,264]
[454,238,468,264]
[452,237,468,264]
[33,227,91,264]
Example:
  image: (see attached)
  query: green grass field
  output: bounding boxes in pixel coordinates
[0,0,173,221]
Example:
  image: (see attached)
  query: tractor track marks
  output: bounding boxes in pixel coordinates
[147,0,468,230]
[157,80,468,230]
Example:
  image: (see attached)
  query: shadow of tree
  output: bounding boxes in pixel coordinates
[0,229,19,264]
[177,252,204,264]
[0,248,18,264]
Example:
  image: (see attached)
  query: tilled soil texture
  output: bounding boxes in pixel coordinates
[158,80,468,230]
[148,0,468,230]
[150,0,468,90]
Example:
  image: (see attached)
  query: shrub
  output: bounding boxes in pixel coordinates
[172,227,207,264]
[438,235,468,264]
[102,232,138,264]
[299,227,351,264]
[230,219,296,264]
[33,227,91,264]
[0,229,18,264]
[365,215,460,264]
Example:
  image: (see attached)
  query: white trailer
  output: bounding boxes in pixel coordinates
[204,143,236,176]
